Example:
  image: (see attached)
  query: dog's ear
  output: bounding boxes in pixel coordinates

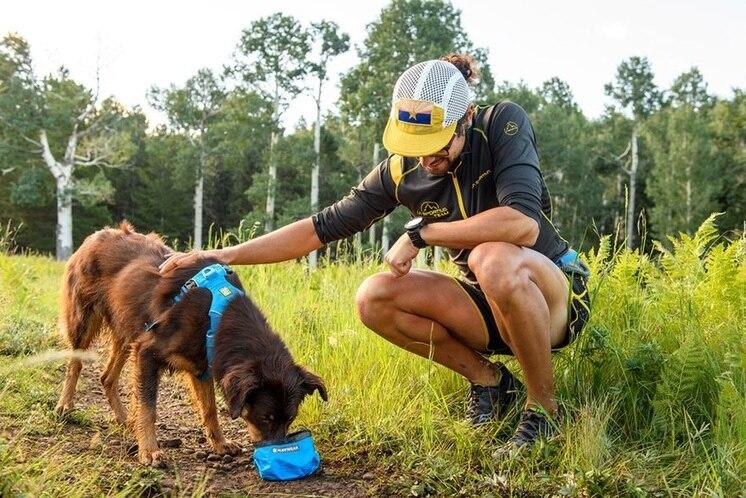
[220,362,261,419]
[297,366,328,402]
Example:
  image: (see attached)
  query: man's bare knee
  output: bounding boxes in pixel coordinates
[468,242,532,307]
[355,272,400,327]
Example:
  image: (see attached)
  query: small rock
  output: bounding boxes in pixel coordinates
[160,477,174,489]
[197,436,207,444]
[206,453,222,462]
[194,450,208,459]
[220,463,233,471]
[221,454,234,464]
[362,472,375,480]
[161,438,182,448]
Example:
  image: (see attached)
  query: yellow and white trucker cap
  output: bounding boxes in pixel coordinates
[383,60,472,157]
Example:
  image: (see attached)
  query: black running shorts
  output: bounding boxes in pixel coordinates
[453,260,591,355]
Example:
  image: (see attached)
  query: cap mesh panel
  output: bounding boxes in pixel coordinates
[392,60,471,126]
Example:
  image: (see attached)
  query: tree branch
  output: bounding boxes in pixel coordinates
[615,140,632,161]
[0,114,41,147]
[39,129,64,179]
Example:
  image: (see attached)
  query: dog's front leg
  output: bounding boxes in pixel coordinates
[131,345,166,467]
[186,374,241,455]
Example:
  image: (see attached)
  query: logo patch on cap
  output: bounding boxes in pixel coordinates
[397,101,435,126]
[398,109,431,125]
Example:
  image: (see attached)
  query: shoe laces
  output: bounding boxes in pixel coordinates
[466,384,496,417]
[511,409,554,445]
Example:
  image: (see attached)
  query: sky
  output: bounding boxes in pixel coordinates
[2,0,745,130]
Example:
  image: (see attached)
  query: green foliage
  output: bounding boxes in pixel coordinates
[670,67,713,110]
[245,122,357,230]
[644,105,721,239]
[605,56,662,120]
[231,13,310,102]
[1,13,745,261]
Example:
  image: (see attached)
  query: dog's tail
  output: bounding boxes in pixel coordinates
[58,255,103,352]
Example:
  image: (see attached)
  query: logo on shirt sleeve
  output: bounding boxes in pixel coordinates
[504,121,519,136]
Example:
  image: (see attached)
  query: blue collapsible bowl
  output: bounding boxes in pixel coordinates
[253,429,320,481]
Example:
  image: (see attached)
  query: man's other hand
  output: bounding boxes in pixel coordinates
[384,234,420,277]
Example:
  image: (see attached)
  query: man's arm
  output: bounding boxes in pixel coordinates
[159,218,322,273]
[160,157,400,274]
[420,206,539,250]
[221,217,323,264]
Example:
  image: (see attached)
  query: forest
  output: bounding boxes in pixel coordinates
[1,1,743,260]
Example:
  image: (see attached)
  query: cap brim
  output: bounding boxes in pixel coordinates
[382,118,457,157]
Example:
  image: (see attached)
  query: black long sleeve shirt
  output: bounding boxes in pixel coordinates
[312,101,569,283]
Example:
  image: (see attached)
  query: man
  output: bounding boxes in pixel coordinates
[161,55,590,449]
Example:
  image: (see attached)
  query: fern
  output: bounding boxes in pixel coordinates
[651,338,719,441]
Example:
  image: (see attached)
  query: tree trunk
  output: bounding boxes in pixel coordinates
[434,246,443,266]
[309,83,322,270]
[626,125,639,249]
[381,214,390,256]
[265,88,280,233]
[193,144,206,249]
[55,175,73,260]
[368,143,380,249]
[40,129,74,260]
[353,165,363,250]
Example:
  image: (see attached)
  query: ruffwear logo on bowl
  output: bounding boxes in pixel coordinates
[272,445,300,453]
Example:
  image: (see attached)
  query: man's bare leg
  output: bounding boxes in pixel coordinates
[356,270,500,387]
[467,242,570,414]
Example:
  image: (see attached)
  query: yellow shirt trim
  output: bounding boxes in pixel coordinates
[390,155,404,187]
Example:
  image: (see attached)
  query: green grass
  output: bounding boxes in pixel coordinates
[1,215,744,496]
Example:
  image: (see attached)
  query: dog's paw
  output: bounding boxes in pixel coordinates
[211,439,242,456]
[54,401,73,417]
[138,448,168,468]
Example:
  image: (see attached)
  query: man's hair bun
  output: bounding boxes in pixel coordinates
[440,53,480,86]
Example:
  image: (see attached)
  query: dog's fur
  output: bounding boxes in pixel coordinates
[55,222,327,466]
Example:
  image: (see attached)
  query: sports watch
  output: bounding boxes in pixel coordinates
[404,217,428,249]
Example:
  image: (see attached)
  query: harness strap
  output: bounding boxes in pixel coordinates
[172,263,245,380]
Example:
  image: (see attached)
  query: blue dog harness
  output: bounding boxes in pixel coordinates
[171,264,245,381]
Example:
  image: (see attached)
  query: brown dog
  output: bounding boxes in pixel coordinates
[55,222,327,466]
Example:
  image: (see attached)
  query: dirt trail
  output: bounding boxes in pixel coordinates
[52,353,382,497]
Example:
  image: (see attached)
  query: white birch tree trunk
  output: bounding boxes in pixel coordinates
[309,83,322,270]
[265,88,280,233]
[626,125,639,249]
[353,165,362,250]
[193,144,206,249]
[381,214,390,257]
[40,129,75,260]
[55,175,74,260]
[368,143,380,250]
[434,246,443,267]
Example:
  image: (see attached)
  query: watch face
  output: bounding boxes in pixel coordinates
[405,217,423,230]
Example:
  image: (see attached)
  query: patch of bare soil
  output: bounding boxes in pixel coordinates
[48,352,386,497]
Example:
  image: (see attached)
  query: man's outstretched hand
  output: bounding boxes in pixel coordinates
[384,234,419,277]
[159,250,224,274]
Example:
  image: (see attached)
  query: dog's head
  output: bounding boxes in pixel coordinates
[219,359,327,442]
